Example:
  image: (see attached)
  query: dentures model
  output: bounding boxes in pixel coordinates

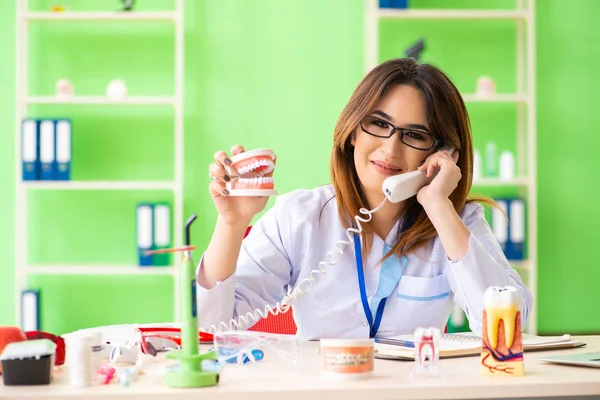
[481,286,524,376]
[413,327,441,375]
[226,149,277,196]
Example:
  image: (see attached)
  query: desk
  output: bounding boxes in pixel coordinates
[1,336,600,400]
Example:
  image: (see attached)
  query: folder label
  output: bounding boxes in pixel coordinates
[137,204,153,266]
[22,120,38,181]
[39,120,56,180]
[55,119,71,180]
[153,204,171,266]
[510,200,525,242]
[491,200,508,248]
[21,289,40,331]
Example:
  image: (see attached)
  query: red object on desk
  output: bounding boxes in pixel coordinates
[243,226,298,335]
[0,327,27,373]
[25,330,65,366]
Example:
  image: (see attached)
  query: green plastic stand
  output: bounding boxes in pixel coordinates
[165,350,219,388]
[164,214,219,388]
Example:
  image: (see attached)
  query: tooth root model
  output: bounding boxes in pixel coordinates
[226,148,278,197]
[481,286,524,376]
[413,327,441,375]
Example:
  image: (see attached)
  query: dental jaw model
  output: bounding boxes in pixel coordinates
[226,149,277,196]
[410,327,441,378]
[481,286,524,376]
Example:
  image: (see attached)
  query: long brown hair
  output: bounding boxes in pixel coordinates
[330,58,495,263]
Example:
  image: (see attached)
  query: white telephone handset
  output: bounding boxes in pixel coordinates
[382,146,456,203]
[201,146,456,333]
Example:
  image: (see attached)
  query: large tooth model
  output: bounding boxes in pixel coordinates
[481,286,524,376]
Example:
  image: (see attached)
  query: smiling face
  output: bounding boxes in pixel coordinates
[351,84,437,203]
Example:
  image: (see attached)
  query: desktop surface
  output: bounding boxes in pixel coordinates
[1,336,600,400]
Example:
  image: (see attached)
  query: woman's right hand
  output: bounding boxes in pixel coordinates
[208,144,272,227]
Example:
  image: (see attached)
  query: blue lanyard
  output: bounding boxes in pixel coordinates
[354,234,386,338]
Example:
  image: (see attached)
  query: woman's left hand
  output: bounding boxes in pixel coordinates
[416,149,461,209]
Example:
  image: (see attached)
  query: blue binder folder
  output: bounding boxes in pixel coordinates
[21,119,39,181]
[491,197,526,261]
[507,198,525,260]
[380,0,408,8]
[491,199,508,253]
[137,203,154,266]
[55,119,71,180]
[39,120,57,180]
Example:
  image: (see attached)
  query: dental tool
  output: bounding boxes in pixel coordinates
[164,214,219,388]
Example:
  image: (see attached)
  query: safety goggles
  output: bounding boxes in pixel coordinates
[136,327,213,356]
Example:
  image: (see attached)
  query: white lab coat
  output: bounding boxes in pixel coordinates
[196,184,532,340]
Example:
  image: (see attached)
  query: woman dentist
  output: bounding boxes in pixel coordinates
[197,58,533,340]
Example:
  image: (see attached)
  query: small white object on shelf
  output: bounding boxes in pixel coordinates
[106,79,128,99]
[499,150,515,181]
[55,79,74,98]
[476,76,496,98]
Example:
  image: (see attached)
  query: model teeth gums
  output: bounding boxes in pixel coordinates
[484,286,518,349]
[226,148,278,196]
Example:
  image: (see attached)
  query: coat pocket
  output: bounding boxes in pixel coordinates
[395,274,452,331]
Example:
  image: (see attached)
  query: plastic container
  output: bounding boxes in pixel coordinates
[320,339,374,380]
[0,339,56,385]
[212,330,301,366]
[65,333,93,387]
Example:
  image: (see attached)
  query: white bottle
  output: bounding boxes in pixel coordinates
[90,331,103,375]
[66,334,93,387]
[473,148,482,182]
[499,150,515,181]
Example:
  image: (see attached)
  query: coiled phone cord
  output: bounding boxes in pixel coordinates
[200,196,389,333]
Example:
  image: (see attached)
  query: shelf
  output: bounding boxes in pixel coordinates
[22,12,177,21]
[26,265,175,276]
[510,260,529,270]
[26,96,176,105]
[378,9,529,20]
[22,181,176,190]
[462,93,528,103]
[472,177,529,186]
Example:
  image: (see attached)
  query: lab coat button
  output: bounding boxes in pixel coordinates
[362,321,368,327]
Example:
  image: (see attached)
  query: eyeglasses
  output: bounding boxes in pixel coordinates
[360,115,438,151]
